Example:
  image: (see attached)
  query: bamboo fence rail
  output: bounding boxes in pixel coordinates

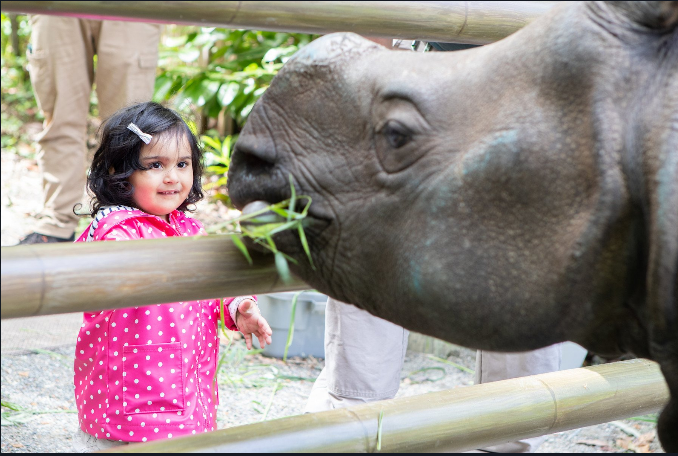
[1,1,558,45]
[1,236,306,319]
[103,359,668,453]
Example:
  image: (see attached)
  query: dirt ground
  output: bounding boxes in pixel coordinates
[0,139,666,452]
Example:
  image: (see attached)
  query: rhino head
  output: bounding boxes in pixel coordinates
[228,2,677,449]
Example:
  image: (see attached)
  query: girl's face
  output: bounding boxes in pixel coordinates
[129,133,194,221]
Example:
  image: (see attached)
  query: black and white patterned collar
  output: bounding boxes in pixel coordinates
[85,205,137,243]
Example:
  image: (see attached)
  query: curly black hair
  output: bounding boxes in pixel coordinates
[86,102,204,217]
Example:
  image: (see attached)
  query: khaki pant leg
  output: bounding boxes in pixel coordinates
[304,298,409,413]
[94,21,160,120]
[474,344,563,453]
[29,15,93,238]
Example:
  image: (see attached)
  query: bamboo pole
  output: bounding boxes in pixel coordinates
[0,1,558,45]
[102,359,668,453]
[0,236,306,319]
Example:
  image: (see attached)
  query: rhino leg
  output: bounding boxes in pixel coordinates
[608,3,678,451]
[658,358,678,452]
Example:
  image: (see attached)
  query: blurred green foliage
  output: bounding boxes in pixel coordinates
[155,26,314,131]
[201,133,235,206]
[1,13,40,157]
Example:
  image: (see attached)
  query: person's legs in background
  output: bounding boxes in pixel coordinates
[22,15,93,243]
[304,298,409,412]
[473,345,562,452]
[19,18,160,245]
[305,299,566,452]
[94,21,160,120]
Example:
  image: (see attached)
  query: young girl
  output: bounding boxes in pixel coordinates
[72,101,272,451]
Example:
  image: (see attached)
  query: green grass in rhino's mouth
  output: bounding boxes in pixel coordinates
[208,175,315,283]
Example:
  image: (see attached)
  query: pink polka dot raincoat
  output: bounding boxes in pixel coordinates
[73,206,251,443]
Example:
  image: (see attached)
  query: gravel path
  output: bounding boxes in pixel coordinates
[0,340,664,453]
[0,147,666,453]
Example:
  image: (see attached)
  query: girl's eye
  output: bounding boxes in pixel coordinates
[177,161,189,169]
[149,162,163,169]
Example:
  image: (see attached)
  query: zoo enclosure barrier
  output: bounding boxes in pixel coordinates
[0,1,668,452]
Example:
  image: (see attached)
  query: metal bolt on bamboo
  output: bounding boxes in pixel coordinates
[0,236,306,320]
[0,1,558,45]
[102,359,668,453]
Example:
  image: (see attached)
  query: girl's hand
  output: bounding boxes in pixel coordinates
[235,299,273,350]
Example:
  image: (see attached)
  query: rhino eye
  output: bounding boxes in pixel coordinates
[384,122,411,149]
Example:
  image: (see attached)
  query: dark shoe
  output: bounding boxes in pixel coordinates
[18,232,75,245]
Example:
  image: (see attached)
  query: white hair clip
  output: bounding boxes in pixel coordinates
[127,123,153,144]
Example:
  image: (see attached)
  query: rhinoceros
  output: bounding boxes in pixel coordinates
[227,1,677,449]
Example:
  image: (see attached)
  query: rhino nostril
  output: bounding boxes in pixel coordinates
[228,141,290,210]
[233,140,277,166]
[230,141,278,188]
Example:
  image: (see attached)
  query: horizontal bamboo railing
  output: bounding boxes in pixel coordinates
[103,359,668,453]
[0,236,306,319]
[1,1,558,45]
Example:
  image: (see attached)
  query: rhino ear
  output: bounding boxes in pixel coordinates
[607,1,678,30]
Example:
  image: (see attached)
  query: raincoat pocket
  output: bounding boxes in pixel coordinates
[122,343,184,414]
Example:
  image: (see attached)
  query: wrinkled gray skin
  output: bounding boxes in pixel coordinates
[227,1,677,449]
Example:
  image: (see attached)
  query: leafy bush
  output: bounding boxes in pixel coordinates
[1,13,41,157]
[155,27,315,131]
[202,133,236,205]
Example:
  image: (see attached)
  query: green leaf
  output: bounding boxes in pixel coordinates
[153,75,176,102]
[201,135,222,153]
[185,31,198,43]
[178,47,200,63]
[267,221,299,236]
[288,174,296,222]
[283,291,303,362]
[231,234,252,265]
[274,251,292,284]
[185,120,199,136]
[426,354,475,375]
[163,35,188,48]
[242,78,257,95]
[195,79,221,107]
[269,206,290,218]
[298,224,315,270]
[205,165,228,174]
[1,400,21,411]
[239,101,257,119]
[377,410,385,451]
[212,193,231,205]
[218,82,241,106]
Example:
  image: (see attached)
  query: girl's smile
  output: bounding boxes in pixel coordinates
[128,133,194,222]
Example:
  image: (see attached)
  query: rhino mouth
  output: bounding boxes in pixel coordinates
[228,168,333,256]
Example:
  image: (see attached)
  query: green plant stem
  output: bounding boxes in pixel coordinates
[260,380,281,422]
[283,290,304,362]
[406,367,446,383]
[426,354,475,375]
[377,410,385,451]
